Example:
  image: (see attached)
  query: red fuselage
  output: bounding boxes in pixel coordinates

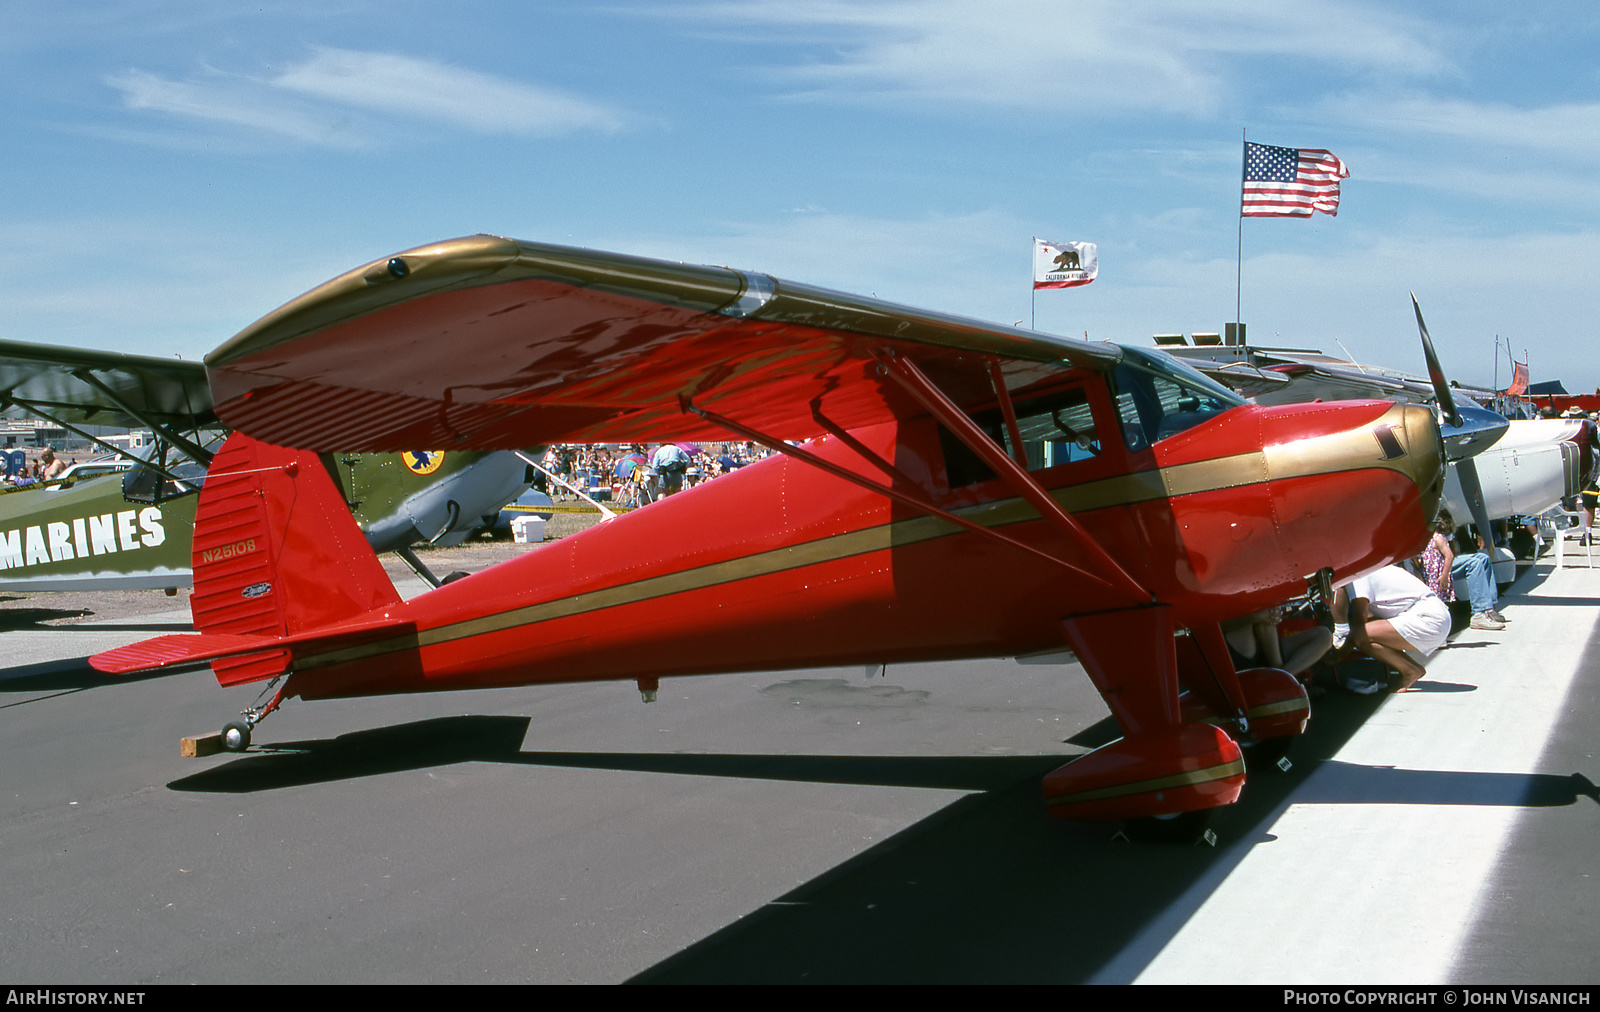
[281,396,1442,702]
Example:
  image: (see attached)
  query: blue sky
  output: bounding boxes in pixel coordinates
[4,1,1597,392]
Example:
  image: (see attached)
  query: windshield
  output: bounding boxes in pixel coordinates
[1111,345,1244,450]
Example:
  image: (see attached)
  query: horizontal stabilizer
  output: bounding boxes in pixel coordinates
[91,632,283,676]
[90,614,414,684]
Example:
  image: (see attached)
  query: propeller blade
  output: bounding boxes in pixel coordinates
[1412,292,1462,428]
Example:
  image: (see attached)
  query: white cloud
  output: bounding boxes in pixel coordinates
[1304,94,1600,208]
[607,208,1032,324]
[106,48,624,149]
[1324,93,1600,156]
[599,207,1600,392]
[681,0,1447,116]
[273,48,624,136]
[107,68,365,148]
[1391,163,1600,210]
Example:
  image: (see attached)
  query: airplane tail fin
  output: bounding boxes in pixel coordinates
[94,432,403,686]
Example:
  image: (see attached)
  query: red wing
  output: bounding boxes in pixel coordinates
[205,235,1118,451]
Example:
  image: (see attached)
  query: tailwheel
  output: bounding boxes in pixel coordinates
[221,678,289,753]
[1122,807,1221,846]
[221,721,252,752]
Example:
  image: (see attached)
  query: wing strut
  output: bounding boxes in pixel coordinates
[0,394,191,485]
[878,352,1152,606]
[681,399,1144,598]
[808,400,922,489]
[988,359,1030,468]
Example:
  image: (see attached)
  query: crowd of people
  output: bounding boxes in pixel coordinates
[537,442,776,507]
[3,447,71,487]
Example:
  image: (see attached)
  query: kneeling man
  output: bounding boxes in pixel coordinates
[1334,566,1451,692]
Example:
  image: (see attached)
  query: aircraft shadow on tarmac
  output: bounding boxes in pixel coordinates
[0,598,185,633]
[0,657,198,694]
[162,689,1599,983]
[166,714,1069,797]
[0,605,92,629]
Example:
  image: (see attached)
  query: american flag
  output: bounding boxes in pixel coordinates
[1241,142,1349,218]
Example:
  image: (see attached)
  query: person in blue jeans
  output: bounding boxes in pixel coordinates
[1426,511,1507,631]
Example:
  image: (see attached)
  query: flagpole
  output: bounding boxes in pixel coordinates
[1236,127,1245,338]
[1030,236,1036,330]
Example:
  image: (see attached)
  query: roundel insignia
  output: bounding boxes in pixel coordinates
[402,451,445,475]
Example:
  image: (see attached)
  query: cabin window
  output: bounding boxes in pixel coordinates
[1011,387,1102,468]
[938,384,1103,487]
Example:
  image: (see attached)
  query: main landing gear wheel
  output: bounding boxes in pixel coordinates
[221,721,252,752]
[1121,808,1221,846]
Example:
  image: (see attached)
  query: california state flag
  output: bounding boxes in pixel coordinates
[1033,238,1097,289]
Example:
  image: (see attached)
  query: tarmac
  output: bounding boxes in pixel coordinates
[0,548,1595,984]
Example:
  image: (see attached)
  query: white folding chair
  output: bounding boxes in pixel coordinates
[1555,509,1594,569]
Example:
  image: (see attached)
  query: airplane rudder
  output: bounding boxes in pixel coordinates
[190,434,399,643]
[189,433,288,638]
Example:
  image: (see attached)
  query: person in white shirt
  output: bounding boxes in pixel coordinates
[1332,566,1452,692]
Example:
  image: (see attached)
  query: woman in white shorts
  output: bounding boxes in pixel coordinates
[1334,566,1452,691]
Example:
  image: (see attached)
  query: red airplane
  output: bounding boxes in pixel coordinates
[92,235,1445,835]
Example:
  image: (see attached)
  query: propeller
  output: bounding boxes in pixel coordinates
[1414,292,1459,428]
[1411,293,1502,548]
[1412,292,1509,460]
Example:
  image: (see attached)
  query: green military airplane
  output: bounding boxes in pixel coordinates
[0,339,531,592]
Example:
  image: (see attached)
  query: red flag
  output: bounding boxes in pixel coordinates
[1502,362,1529,396]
